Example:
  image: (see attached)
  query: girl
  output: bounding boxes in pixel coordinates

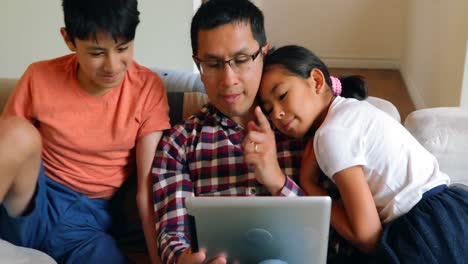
[248,45,468,263]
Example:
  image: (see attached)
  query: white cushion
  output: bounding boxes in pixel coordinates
[404,107,468,185]
[0,239,56,264]
[151,67,205,93]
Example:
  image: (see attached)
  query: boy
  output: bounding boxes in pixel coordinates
[0,0,170,263]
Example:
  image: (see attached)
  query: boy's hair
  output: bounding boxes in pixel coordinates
[264,45,368,100]
[190,0,267,56]
[62,0,140,44]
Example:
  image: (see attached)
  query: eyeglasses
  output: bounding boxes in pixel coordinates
[193,47,263,77]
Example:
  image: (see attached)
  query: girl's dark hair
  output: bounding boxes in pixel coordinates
[264,45,368,100]
[62,0,140,44]
[191,0,266,56]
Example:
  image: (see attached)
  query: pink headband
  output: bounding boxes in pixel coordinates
[330,76,342,96]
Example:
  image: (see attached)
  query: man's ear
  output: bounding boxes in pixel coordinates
[60,27,76,52]
[308,68,326,94]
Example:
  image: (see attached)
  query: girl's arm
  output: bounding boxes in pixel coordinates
[136,131,164,264]
[299,139,381,254]
[331,166,382,254]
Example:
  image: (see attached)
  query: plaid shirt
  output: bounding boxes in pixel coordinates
[152,104,353,263]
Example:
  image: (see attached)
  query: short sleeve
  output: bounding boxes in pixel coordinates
[314,127,367,180]
[2,64,34,120]
[137,73,171,138]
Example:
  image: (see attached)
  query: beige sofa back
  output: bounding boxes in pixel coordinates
[0,79,17,112]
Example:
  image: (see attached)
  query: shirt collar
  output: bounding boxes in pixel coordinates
[205,103,243,129]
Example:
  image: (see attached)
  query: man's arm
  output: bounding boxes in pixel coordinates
[136,131,164,264]
[152,127,193,264]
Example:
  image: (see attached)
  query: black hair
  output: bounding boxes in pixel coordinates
[264,45,368,100]
[62,0,140,44]
[190,0,267,55]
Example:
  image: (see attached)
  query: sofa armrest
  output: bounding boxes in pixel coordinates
[404,107,468,185]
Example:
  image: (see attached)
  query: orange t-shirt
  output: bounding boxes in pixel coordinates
[2,54,170,198]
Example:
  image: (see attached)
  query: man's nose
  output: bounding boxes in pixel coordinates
[218,62,238,87]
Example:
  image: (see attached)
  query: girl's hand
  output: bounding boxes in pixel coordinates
[242,106,285,195]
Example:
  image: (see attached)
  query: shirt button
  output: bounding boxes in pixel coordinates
[248,187,257,195]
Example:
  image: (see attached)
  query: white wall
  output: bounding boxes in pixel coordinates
[3,0,467,109]
[401,0,468,108]
[256,0,405,69]
[1,1,65,78]
[257,0,467,108]
[0,0,194,79]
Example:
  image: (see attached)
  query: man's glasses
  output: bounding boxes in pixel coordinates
[193,47,263,77]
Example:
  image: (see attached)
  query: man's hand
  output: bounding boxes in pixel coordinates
[243,106,285,195]
[177,248,227,264]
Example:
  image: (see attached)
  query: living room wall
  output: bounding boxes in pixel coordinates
[256,0,405,69]
[401,0,468,108]
[257,0,467,109]
[0,0,194,79]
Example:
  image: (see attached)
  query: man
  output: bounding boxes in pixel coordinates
[0,0,170,263]
[152,1,304,263]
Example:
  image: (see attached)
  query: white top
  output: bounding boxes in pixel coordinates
[313,97,450,223]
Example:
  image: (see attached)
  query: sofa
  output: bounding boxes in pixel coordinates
[1,67,467,263]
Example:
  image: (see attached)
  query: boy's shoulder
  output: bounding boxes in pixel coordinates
[126,60,164,88]
[28,54,76,74]
[127,61,159,78]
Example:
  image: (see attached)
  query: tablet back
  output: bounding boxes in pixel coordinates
[186,196,331,264]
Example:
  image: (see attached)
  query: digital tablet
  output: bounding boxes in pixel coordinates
[185,196,331,264]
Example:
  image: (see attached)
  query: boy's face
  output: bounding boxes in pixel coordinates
[195,23,267,126]
[61,28,134,95]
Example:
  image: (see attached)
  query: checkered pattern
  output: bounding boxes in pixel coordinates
[152,104,353,263]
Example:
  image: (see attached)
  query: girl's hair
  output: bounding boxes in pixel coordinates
[263,45,368,100]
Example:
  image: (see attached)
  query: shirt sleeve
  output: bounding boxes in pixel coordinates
[2,65,35,121]
[152,125,192,264]
[275,134,305,196]
[314,127,367,180]
[137,73,171,138]
[279,175,305,196]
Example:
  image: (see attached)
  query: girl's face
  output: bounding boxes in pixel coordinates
[259,66,329,138]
